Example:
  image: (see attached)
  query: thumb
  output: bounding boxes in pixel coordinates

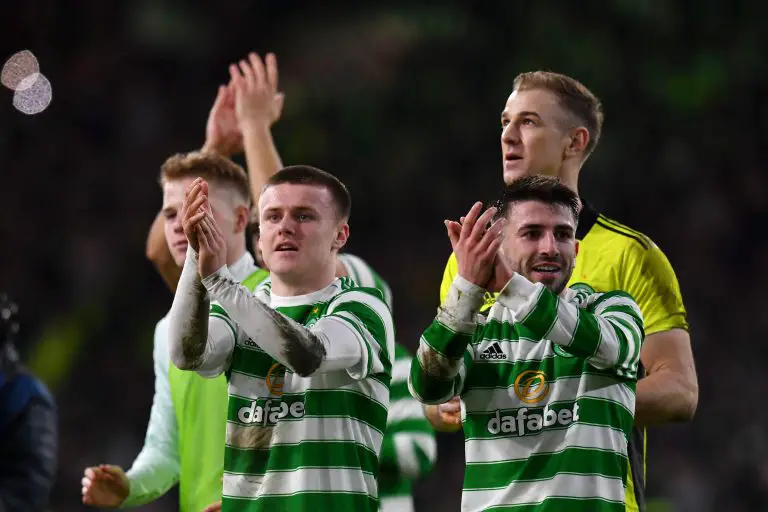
[445,220,461,249]
[210,85,226,113]
[273,92,285,113]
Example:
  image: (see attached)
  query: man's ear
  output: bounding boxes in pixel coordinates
[575,240,580,257]
[333,223,350,251]
[564,126,590,159]
[234,205,250,234]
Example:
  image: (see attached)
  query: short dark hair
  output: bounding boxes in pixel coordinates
[492,175,580,223]
[513,71,604,157]
[263,165,351,220]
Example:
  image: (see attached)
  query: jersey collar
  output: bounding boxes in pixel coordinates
[576,199,598,241]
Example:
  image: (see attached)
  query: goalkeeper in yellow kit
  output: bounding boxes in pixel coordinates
[428,71,698,512]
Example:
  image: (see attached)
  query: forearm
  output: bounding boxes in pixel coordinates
[203,266,361,377]
[409,276,482,404]
[242,121,283,200]
[634,368,698,426]
[123,449,178,507]
[123,347,179,507]
[497,275,644,374]
[167,249,211,369]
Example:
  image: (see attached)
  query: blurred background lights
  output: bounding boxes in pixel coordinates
[2,50,52,114]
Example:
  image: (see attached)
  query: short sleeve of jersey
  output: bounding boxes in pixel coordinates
[440,253,459,307]
[621,240,688,335]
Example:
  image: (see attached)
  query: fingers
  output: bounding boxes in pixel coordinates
[229,63,244,90]
[459,202,483,241]
[265,52,278,91]
[469,206,498,242]
[445,220,461,251]
[203,501,223,512]
[197,218,214,253]
[184,178,208,204]
[439,401,461,413]
[476,217,505,255]
[100,465,123,478]
[248,52,267,90]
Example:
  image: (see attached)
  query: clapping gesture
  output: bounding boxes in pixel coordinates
[445,202,509,290]
[181,178,228,278]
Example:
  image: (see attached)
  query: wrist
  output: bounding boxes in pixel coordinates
[240,117,273,135]
[438,275,485,332]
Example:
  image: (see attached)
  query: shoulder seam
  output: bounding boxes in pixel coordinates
[599,215,649,239]
[595,218,649,250]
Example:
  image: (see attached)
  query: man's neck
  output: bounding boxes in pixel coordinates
[226,244,247,266]
[558,165,580,198]
[271,266,336,297]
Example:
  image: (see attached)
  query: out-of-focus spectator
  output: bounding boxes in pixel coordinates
[0,293,58,512]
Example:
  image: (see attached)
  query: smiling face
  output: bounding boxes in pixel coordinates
[500,199,578,295]
[258,182,348,290]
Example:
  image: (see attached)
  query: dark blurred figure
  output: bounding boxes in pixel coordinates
[0,293,58,512]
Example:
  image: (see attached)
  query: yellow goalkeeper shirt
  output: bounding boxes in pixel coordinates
[439,202,688,512]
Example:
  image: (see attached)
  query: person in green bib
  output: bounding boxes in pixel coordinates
[82,150,261,512]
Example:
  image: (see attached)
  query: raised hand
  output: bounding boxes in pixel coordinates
[81,465,129,507]
[203,84,243,156]
[181,178,209,253]
[229,52,284,129]
[445,202,505,288]
[197,210,228,278]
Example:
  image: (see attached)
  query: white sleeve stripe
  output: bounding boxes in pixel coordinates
[593,295,643,321]
[548,297,579,348]
[588,316,623,370]
[327,289,394,356]
[331,311,383,375]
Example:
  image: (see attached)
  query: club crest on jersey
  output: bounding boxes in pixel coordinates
[265,363,286,396]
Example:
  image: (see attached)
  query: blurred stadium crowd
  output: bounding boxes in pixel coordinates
[2,1,768,510]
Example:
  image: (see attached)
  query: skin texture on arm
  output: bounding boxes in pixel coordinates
[146,212,181,293]
[634,329,698,426]
[620,240,698,426]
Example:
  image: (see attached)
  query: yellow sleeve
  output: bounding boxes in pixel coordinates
[439,253,459,306]
[621,240,688,336]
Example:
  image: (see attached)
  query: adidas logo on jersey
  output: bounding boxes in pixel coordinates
[244,338,259,349]
[480,342,507,360]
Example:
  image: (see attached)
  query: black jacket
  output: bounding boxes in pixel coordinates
[0,355,58,512]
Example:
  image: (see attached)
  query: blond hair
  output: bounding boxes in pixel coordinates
[159,151,251,206]
[513,71,604,157]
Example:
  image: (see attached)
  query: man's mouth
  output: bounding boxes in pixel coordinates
[275,242,298,252]
[531,263,561,274]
